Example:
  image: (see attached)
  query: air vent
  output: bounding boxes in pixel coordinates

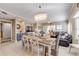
[1,11,7,15]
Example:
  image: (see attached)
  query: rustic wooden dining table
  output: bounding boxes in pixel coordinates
[23,35,56,56]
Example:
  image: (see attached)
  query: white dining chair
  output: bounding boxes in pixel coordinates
[22,35,31,52]
[31,36,39,56]
[51,38,59,56]
[69,44,79,54]
[69,38,79,55]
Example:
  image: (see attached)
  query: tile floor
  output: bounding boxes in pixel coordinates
[0,41,79,56]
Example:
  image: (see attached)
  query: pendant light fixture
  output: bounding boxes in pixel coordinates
[34,5,47,22]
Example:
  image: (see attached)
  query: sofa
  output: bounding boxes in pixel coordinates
[59,32,72,47]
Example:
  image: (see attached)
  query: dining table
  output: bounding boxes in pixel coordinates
[22,35,56,56]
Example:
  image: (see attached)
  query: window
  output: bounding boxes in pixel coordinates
[46,25,56,33]
[68,22,71,34]
[51,25,55,31]
[76,18,79,39]
[56,25,62,31]
[47,25,55,31]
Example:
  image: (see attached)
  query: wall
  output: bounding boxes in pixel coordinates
[17,20,25,33]
[12,19,16,42]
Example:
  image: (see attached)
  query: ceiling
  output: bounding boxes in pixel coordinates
[0,3,73,23]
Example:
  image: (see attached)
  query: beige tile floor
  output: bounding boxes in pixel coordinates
[0,41,79,56]
[59,45,79,56]
[0,41,32,56]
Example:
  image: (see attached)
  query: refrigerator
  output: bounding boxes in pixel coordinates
[2,23,11,42]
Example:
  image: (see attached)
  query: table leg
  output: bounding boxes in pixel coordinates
[69,45,72,53]
[48,46,51,56]
[38,44,39,56]
[44,46,46,56]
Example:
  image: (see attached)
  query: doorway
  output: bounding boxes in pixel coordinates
[0,21,12,43]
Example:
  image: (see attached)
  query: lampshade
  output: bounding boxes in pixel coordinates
[34,13,47,21]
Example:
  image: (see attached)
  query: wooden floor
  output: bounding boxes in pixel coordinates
[0,41,79,56]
